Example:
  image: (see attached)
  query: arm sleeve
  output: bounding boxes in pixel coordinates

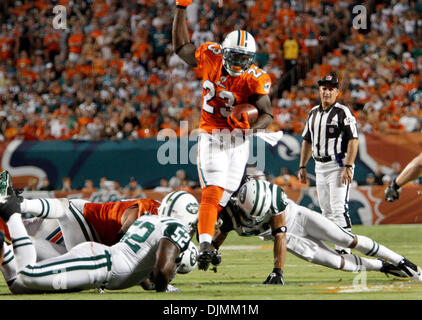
[342,109,359,140]
[247,71,272,95]
[301,114,312,142]
[194,42,219,73]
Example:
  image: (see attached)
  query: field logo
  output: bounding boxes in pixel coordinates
[352,5,367,30]
[53,5,67,30]
[352,267,368,292]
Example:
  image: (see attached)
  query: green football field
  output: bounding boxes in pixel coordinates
[1,224,421,300]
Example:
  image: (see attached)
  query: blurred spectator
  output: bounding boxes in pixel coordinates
[271,167,309,189]
[169,169,186,190]
[123,176,146,199]
[61,176,72,191]
[38,177,55,191]
[390,162,402,181]
[25,177,39,191]
[153,178,172,193]
[365,173,376,186]
[382,175,392,186]
[374,165,385,186]
[81,179,97,193]
[177,179,194,193]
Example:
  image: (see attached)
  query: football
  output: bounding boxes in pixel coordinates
[230,103,259,124]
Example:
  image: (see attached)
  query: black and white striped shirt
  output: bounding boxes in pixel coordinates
[302,102,358,158]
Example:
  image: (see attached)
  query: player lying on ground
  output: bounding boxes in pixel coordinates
[206,177,422,284]
[0,192,198,294]
[385,152,422,202]
[0,174,199,289]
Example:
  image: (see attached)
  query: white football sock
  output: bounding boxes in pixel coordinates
[353,235,403,265]
[341,254,383,272]
[0,244,17,283]
[7,213,36,270]
[21,199,65,219]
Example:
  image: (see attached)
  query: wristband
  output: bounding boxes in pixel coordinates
[344,164,353,168]
[271,226,287,236]
[391,179,401,190]
[299,166,306,169]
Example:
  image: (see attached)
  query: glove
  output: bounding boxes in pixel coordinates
[211,250,222,266]
[176,0,192,7]
[227,112,250,130]
[263,268,284,285]
[385,179,400,202]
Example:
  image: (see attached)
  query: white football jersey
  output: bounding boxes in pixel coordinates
[106,215,191,290]
[219,182,296,238]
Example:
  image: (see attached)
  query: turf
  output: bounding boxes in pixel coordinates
[1,224,421,300]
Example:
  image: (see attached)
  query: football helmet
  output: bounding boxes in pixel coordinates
[235,179,271,227]
[221,30,256,77]
[176,241,199,274]
[158,191,199,234]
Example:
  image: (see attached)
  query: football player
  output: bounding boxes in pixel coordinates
[385,152,422,202]
[173,0,274,269]
[211,178,422,284]
[2,191,198,294]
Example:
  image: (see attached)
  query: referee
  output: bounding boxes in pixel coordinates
[297,73,359,254]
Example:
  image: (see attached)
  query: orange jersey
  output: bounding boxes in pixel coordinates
[195,42,271,133]
[83,199,160,246]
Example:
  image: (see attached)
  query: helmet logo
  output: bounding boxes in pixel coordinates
[186,202,199,215]
[239,186,247,204]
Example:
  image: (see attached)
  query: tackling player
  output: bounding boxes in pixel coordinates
[173,0,273,269]
[211,178,422,283]
[2,194,198,294]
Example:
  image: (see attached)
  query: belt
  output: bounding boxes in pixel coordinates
[313,153,345,163]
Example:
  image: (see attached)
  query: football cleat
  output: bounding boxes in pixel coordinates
[0,170,14,198]
[165,284,181,293]
[380,261,407,278]
[0,195,23,222]
[197,242,213,271]
[0,170,22,198]
[398,258,422,281]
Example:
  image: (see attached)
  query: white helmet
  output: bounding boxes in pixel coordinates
[235,179,271,227]
[176,241,198,274]
[221,30,256,77]
[158,191,199,233]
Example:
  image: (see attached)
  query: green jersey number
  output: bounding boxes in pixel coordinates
[122,221,155,253]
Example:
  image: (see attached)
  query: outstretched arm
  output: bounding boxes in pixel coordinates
[172,5,197,67]
[385,152,422,202]
[395,152,422,187]
[263,213,287,285]
[152,238,180,292]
